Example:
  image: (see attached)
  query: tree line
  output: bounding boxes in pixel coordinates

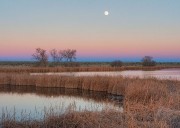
[111,56,156,67]
[32,48,76,66]
[32,48,156,67]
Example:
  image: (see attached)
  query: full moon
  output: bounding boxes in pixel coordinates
[104,11,109,16]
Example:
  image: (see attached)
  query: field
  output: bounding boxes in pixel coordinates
[0,61,180,73]
[0,69,180,128]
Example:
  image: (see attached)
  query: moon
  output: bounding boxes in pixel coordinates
[104,11,109,16]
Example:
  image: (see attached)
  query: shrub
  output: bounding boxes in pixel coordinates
[110,60,123,67]
[142,56,156,66]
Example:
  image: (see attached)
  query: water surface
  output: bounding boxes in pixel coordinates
[0,86,122,120]
[31,68,180,80]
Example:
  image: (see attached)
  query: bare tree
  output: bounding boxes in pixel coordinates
[62,49,76,62]
[32,48,48,66]
[142,56,156,66]
[58,50,64,62]
[50,49,58,63]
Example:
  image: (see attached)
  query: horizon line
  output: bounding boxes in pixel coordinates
[0,57,180,63]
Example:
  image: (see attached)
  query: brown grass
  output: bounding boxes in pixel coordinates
[0,65,179,73]
[0,73,180,128]
[1,110,125,128]
[1,108,178,128]
[0,73,127,95]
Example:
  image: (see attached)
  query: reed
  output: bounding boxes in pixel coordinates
[0,73,179,127]
[1,108,177,128]
[0,74,127,95]
[0,65,179,73]
[0,73,180,96]
[123,78,180,128]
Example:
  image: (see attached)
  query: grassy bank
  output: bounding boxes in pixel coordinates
[0,74,127,95]
[0,74,179,127]
[0,65,180,73]
[0,73,180,95]
[2,109,179,128]
[1,110,125,128]
[1,107,180,128]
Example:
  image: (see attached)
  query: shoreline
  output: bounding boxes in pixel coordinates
[0,66,180,73]
[0,74,179,95]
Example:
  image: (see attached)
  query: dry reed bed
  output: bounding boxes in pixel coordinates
[0,73,180,127]
[1,108,178,128]
[0,73,128,95]
[0,73,179,98]
[1,110,125,128]
[0,65,179,73]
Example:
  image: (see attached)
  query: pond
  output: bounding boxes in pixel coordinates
[0,85,123,121]
[31,68,180,81]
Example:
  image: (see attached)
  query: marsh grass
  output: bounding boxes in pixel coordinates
[0,74,127,95]
[1,107,179,128]
[0,101,123,128]
[1,110,125,128]
[0,73,179,127]
[0,65,179,73]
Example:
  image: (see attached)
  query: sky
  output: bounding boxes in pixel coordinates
[0,0,180,62]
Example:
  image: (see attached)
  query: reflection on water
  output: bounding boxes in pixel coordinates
[31,68,180,80]
[0,85,123,120]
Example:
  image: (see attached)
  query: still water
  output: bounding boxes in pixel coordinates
[31,68,180,81]
[0,86,123,120]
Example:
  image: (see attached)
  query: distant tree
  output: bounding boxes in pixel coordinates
[62,49,77,62]
[50,49,65,65]
[142,56,156,66]
[110,60,123,67]
[32,48,48,66]
[58,50,64,62]
[50,49,58,63]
